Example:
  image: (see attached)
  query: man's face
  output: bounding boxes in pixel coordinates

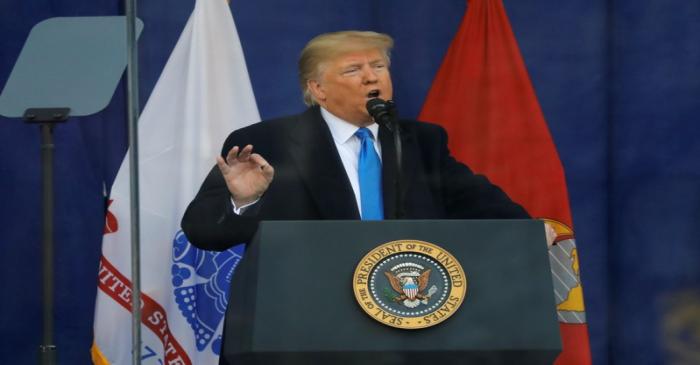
[308,48,393,126]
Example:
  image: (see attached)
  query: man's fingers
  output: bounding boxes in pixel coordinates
[219,145,273,182]
[223,144,255,165]
[249,153,270,168]
[224,146,240,165]
[237,144,254,162]
[250,153,274,177]
[216,155,229,174]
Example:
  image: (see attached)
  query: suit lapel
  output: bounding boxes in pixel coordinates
[287,107,360,219]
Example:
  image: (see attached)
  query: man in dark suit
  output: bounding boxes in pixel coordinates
[181,30,531,251]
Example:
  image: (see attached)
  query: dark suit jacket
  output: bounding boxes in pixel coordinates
[181,106,529,251]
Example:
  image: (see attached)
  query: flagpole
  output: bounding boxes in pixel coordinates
[125,0,142,364]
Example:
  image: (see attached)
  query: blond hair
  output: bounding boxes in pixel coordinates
[298,30,394,106]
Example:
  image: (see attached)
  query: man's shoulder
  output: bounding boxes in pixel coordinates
[234,107,319,133]
[233,112,300,134]
[220,107,320,155]
[399,119,447,139]
[224,109,311,142]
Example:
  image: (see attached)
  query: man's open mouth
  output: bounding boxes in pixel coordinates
[367,90,380,98]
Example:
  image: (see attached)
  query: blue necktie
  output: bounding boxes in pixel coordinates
[355,127,383,220]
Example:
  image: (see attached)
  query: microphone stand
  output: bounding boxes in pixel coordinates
[386,101,404,219]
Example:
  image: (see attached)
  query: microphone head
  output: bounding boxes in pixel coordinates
[366,98,393,127]
[366,97,387,112]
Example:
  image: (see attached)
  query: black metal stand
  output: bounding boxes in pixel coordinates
[386,101,404,219]
[393,126,404,218]
[24,107,69,365]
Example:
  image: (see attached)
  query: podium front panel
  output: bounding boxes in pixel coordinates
[223,220,561,364]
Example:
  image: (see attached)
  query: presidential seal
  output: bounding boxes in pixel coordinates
[352,240,467,329]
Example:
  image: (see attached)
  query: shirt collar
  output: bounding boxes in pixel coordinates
[320,107,379,144]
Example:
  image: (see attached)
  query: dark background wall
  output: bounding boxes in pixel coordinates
[1,0,698,364]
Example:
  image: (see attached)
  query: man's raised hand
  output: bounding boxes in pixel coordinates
[216,144,274,207]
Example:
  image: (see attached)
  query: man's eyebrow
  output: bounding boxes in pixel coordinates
[341,61,363,69]
[339,58,385,70]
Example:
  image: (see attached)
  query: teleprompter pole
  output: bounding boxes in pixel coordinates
[24,108,69,365]
[39,123,56,365]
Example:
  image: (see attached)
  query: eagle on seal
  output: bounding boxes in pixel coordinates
[385,269,432,304]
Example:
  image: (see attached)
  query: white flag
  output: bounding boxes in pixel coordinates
[92,0,259,363]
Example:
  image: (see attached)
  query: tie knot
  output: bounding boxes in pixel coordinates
[355,127,373,141]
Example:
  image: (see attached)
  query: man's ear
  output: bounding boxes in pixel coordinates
[307,79,326,103]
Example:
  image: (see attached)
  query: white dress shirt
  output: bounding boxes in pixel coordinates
[320,107,382,216]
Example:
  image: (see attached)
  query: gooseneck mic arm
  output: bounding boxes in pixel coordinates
[366,98,404,219]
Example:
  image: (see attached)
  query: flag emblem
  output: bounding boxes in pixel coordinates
[171,231,245,355]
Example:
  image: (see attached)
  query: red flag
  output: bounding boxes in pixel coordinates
[419,0,592,364]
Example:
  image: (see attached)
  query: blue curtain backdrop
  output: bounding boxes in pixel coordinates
[1,0,698,364]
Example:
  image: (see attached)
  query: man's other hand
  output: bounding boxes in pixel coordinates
[544,222,557,248]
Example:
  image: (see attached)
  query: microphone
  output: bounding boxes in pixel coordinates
[366,98,394,129]
[366,98,404,219]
